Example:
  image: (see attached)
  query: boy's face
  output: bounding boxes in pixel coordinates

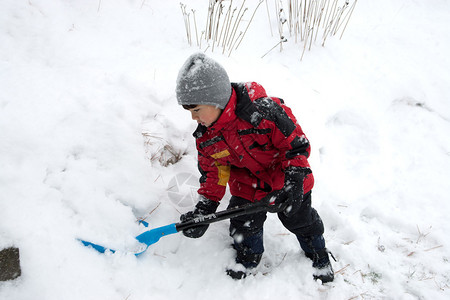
[187,105,222,127]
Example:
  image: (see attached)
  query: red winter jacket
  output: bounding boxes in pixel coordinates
[194,82,314,203]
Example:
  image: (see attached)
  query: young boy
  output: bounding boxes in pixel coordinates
[175,53,334,282]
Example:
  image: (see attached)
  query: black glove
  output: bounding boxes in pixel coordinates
[265,167,309,217]
[180,197,220,238]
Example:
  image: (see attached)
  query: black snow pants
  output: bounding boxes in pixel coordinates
[227,192,325,268]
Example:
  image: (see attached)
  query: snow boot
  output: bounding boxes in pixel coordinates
[226,264,250,280]
[226,270,247,280]
[305,248,335,283]
[226,251,263,279]
[297,234,335,283]
[226,245,263,279]
[226,230,263,280]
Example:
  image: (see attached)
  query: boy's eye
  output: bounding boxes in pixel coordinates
[193,109,200,112]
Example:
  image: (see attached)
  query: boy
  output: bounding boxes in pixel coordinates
[175,53,334,282]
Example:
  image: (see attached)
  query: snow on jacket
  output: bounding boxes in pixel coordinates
[193,82,314,203]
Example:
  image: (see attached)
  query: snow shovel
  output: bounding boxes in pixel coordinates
[80,199,274,256]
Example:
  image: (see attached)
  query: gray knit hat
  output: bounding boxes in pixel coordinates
[176,53,231,109]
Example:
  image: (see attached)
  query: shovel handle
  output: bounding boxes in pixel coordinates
[136,200,271,246]
[175,201,269,232]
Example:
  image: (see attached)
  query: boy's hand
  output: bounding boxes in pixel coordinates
[265,167,308,217]
[265,189,291,213]
[179,211,209,238]
[180,197,219,238]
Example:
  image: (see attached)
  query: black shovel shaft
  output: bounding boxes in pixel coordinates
[175,201,269,232]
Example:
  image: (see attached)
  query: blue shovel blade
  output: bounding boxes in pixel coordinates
[80,222,177,255]
[80,239,115,254]
[79,239,149,256]
[135,223,178,246]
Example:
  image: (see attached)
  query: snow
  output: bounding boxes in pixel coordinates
[1,0,450,299]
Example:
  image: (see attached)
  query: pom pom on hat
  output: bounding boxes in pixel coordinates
[176,53,231,109]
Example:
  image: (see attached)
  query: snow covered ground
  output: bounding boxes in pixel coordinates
[1,0,450,299]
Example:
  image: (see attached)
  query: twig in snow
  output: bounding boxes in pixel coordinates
[153,174,162,183]
[416,225,431,244]
[353,269,364,283]
[153,252,167,259]
[235,0,264,51]
[424,245,443,252]
[192,9,199,47]
[265,0,273,36]
[138,202,162,222]
[261,36,287,58]
[335,263,350,274]
[348,291,369,300]
[340,0,358,39]
[228,31,242,57]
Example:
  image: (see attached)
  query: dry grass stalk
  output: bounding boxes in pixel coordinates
[180,4,191,46]
[339,0,357,39]
[192,9,199,47]
[180,0,262,56]
[234,0,264,52]
[265,0,274,36]
[270,0,358,60]
[335,263,350,274]
[261,36,287,58]
[142,131,185,167]
[137,202,161,222]
[424,245,443,252]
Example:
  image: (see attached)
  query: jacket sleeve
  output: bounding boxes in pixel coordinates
[196,150,229,203]
[254,97,311,171]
